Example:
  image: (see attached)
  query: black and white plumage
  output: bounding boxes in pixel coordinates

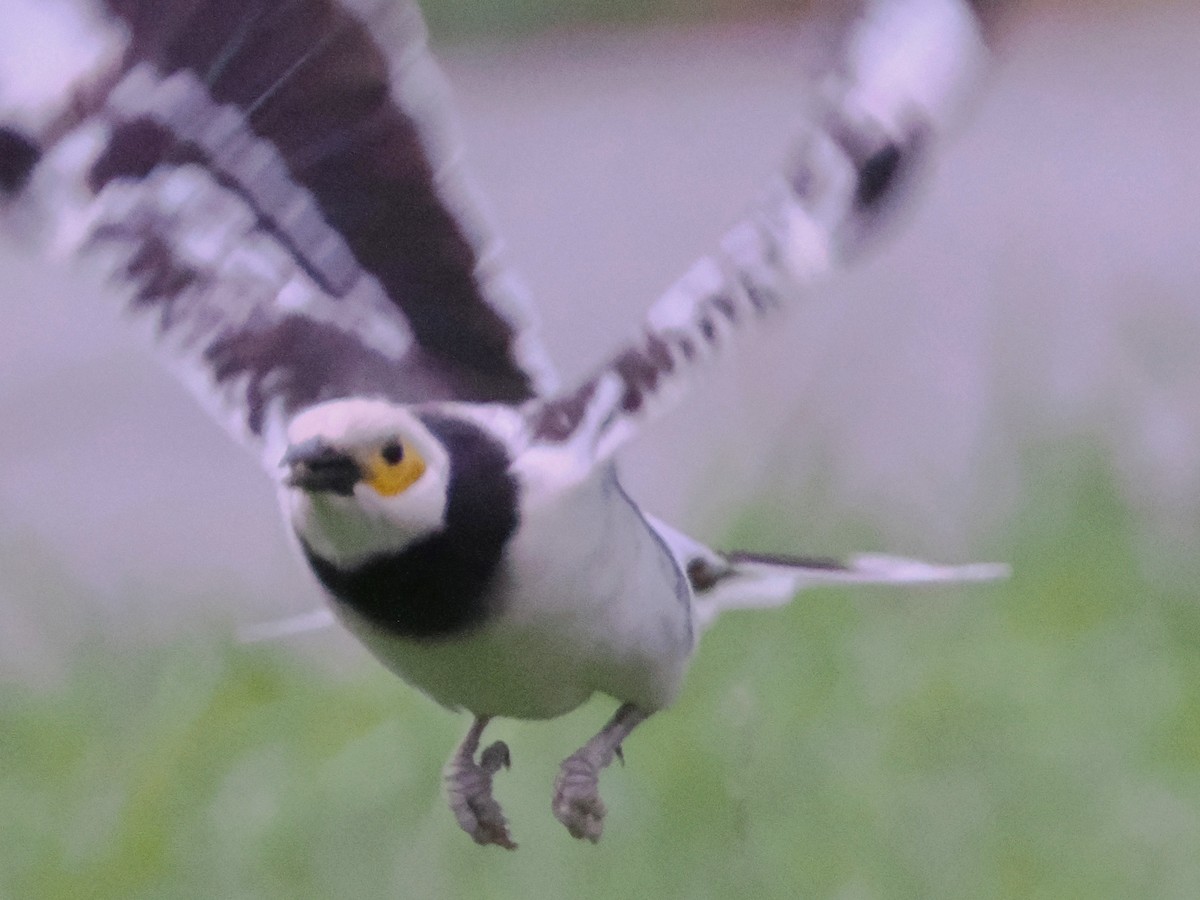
[1,0,1008,847]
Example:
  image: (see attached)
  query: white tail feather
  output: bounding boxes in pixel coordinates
[693,553,1009,631]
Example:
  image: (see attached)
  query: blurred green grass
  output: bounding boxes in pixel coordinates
[419,0,817,43]
[3,455,1199,899]
[417,0,1172,43]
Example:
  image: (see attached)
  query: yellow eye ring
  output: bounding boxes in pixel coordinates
[365,440,426,496]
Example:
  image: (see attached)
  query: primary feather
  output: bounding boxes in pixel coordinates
[2,0,555,467]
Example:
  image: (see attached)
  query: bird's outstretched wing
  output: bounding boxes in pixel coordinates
[0,0,556,468]
[529,0,1003,464]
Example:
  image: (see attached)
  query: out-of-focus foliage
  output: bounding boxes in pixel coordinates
[420,0,1177,42]
[420,0,820,42]
[3,457,1197,899]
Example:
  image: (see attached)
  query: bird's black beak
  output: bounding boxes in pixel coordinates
[282,439,363,496]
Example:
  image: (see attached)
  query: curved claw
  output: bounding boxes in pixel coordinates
[480,740,512,775]
[444,719,517,850]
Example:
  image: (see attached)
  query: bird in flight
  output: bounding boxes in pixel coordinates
[0,0,1006,848]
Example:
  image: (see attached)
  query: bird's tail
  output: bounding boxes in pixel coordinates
[691,550,1008,631]
[647,516,1007,632]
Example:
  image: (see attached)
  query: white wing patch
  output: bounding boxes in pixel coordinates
[0,0,121,134]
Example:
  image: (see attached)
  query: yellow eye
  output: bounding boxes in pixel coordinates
[365,440,426,497]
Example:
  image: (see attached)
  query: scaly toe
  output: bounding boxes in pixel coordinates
[446,755,517,850]
[553,756,607,843]
[464,791,518,850]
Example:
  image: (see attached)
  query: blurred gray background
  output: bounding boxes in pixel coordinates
[1,0,1197,672]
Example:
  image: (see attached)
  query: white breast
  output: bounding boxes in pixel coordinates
[334,467,696,720]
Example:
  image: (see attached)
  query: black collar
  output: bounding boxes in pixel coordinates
[302,413,519,640]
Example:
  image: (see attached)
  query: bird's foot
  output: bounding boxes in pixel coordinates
[552,750,607,842]
[552,704,648,844]
[444,719,517,850]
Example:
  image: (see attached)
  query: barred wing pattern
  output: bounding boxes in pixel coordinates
[531,0,1001,464]
[0,0,555,467]
[1,0,1006,474]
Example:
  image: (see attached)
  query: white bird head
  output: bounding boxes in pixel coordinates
[280,398,452,567]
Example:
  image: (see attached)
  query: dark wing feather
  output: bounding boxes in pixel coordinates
[4,0,554,466]
[530,0,999,466]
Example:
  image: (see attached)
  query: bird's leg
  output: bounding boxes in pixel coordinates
[443,715,517,850]
[553,703,649,843]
